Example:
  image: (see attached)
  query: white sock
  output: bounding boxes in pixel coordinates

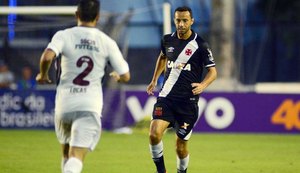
[150,141,164,159]
[61,158,68,173]
[64,157,83,173]
[177,154,189,171]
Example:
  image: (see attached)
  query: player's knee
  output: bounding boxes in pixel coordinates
[149,131,162,144]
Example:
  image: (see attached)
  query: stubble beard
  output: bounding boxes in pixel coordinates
[177,28,188,38]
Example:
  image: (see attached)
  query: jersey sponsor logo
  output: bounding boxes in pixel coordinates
[81,38,95,45]
[185,48,193,56]
[75,38,99,52]
[167,60,191,71]
[167,47,175,53]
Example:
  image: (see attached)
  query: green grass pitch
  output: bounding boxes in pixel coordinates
[0,129,299,173]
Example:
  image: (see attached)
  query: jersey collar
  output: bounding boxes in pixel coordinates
[173,30,196,41]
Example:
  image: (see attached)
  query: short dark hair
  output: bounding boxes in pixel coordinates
[174,6,193,18]
[77,0,100,22]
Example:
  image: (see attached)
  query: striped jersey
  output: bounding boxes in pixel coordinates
[159,30,215,102]
[47,26,129,116]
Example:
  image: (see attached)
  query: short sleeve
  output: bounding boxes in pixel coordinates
[47,31,64,56]
[107,40,129,75]
[202,42,216,68]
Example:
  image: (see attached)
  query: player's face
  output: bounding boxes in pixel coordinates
[174,11,194,36]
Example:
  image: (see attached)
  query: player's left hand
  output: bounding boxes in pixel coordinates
[191,83,206,95]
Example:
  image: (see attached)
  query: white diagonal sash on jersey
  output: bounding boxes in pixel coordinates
[159,36,199,97]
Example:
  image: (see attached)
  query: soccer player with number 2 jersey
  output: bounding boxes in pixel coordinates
[36,0,130,173]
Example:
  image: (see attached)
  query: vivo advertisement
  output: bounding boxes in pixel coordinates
[0,90,299,133]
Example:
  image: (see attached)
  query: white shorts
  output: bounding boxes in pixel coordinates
[55,111,101,151]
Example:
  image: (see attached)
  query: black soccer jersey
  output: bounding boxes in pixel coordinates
[159,30,215,102]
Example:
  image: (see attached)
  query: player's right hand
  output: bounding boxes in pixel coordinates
[36,73,52,84]
[109,71,121,82]
[146,81,156,95]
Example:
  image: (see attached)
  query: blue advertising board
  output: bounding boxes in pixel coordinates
[0,90,55,129]
[1,89,300,133]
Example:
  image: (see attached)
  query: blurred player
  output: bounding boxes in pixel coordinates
[146,6,217,173]
[17,66,36,89]
[36,0,130,173]
[0,62,15,89]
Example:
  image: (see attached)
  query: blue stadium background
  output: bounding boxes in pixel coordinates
[0,0,299,85]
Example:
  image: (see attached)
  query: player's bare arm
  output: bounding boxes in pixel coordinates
[191,66,217,95]
[36,49,56,84]
[146,51,167,95]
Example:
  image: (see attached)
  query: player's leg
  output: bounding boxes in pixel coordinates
[55,113,72,173]
[174,101,199,173]
[149,119,170,173]
[176,137,189,173]
[61,144,69,173]
[63,111,101,173]
[149,98,174,173]
[63,146,89,173]
[149,119,170,144]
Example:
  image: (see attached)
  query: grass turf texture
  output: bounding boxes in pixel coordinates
[0,130,299,173]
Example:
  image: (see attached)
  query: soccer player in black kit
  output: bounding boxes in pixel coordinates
[146,6,217,173]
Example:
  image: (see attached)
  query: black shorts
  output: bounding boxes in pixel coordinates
[152,97,199,140]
